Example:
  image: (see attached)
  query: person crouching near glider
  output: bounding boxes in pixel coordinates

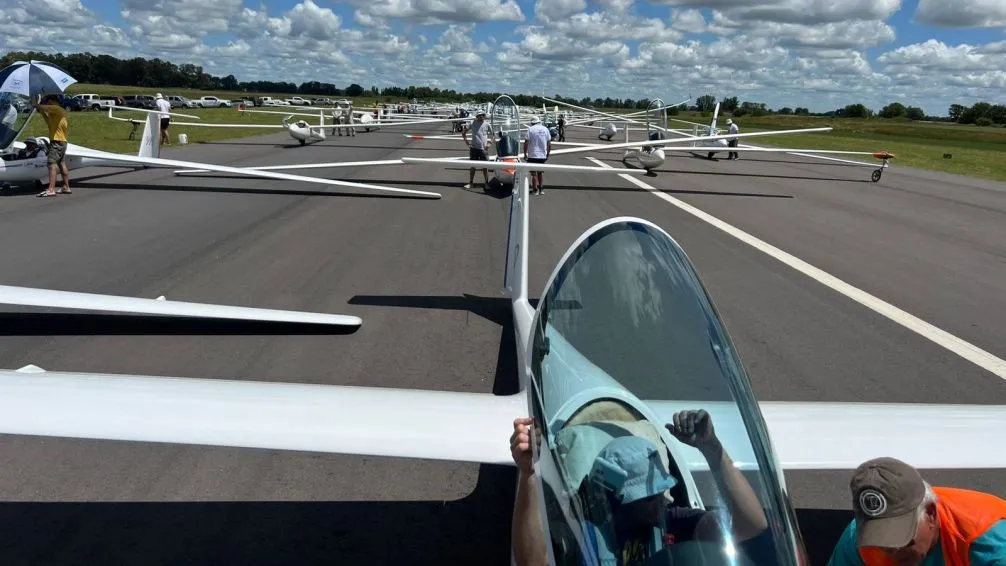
[827,457,1006,566]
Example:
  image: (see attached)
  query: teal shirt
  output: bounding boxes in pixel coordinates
[827,519,1006,566]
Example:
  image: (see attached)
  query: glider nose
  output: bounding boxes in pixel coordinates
[873,151,896,160]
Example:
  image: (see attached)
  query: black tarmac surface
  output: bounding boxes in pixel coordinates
[1,122,1004,565]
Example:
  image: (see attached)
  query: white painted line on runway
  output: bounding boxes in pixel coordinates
[585,156,1006,380]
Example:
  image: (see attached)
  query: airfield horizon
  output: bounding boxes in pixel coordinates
[27,85,1006,183]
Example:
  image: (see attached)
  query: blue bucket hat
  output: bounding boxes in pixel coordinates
[589,436,678,504]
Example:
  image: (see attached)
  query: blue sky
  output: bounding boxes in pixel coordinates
[3,0,1005,113]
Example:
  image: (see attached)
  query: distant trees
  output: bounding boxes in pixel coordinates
[794,107,810,115]
[345,83,365,97]
[777,107,793,115]
[878,102,906,118]
[950,101,1006,125]
[837,103,872,118]
[905,106,925,120]
[732,101,769,117]
[720,96,739,112]
[695,94,717,112]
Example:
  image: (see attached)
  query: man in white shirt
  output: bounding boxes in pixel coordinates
[154,93,172,147]
[726,119,739,160]
[523,115,551,195]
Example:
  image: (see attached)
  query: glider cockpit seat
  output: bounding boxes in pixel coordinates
[496,134,519,158]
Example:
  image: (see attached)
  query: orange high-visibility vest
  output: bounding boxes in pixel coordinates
[860,488,1006,566]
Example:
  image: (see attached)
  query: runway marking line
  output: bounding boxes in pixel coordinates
[584,157,1006,381]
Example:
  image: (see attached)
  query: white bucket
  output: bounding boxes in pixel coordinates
[178,133,188,145]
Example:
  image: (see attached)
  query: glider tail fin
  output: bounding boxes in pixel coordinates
[709,102,721,135]
[138,112,159,159]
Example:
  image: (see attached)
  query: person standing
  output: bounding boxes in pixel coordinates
[557,114,566,142]
[154,93,172,147]
[523,115,551,195]
[726,118,740,160]
[32,94,71,197]
[462,110,490,189]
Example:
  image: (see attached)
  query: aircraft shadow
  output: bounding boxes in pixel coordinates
[0,170,142,197]
[537,183,794,199]
[348,293,519,328]
[461,185,511,200]
[795,508,854,565]
[0,466,518,566]
[168,175,468,192]
[0,313,359,336]
[71,181,437,200]
[698,155,867,168]
[607,158,868,184]
[198,142,460,152]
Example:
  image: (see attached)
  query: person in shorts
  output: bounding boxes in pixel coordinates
[155,93,172,146]
[32,94,71,197]
[523,115,551,195]
[462,110,490,189]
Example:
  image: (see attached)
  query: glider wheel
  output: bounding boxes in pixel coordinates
[871,169,882,183]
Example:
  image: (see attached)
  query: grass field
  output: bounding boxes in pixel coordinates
[666,112,1006,181]
[20,107,304,154]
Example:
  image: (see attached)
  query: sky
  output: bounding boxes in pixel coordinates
[2,0,1005,114]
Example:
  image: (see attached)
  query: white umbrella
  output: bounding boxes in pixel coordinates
[0,60,77,97]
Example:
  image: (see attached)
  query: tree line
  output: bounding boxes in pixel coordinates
[4,51,1002,124]
[694,93,1005,126]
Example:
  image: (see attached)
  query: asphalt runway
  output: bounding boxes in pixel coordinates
[1,120,1004,565]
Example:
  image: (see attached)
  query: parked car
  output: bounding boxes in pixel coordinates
[285,96,312,106]
[197,96,231,108]
[122,95,156,109]
[73,94,114,111]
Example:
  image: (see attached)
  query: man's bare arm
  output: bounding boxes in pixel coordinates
[667,411,768,541]
[511,417,548,566]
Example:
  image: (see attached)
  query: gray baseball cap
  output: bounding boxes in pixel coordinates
[850,457,926,549]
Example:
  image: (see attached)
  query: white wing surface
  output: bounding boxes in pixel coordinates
[0,285,361,327]
[647,401,1006,471]
[66,144,441,199]
[0,368,525,465]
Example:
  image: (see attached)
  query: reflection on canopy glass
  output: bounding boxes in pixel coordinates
[530,220,803,566]
[491,95,521,157]
[0,92,33,150]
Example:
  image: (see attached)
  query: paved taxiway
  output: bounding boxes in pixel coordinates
[1,122,1004,565]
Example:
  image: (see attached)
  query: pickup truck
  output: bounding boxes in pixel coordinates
[73,94,115,111]
[197,96,232,108]
[255,97,288,107]
[285,97,313,106]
